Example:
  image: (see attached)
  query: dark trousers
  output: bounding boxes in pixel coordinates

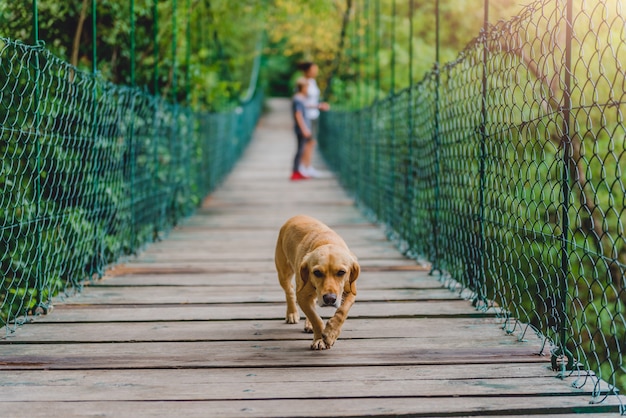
[293,133,308,173]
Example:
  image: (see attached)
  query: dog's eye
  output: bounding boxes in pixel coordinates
[337,270,346,277]
[313,270,324,278]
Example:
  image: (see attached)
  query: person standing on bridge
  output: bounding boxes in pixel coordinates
[297,61,330,178]
[290,77,313,181]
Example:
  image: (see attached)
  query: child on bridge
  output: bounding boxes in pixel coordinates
[290,77,312,181]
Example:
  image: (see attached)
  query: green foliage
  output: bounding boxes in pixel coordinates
[0,0,264,111]
[326,0,525,107]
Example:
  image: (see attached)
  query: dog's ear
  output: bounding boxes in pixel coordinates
[299,254,310,284]
[349,254,360,295]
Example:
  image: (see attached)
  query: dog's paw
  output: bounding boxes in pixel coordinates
[286,312,300,324]
[303,318,313,333]
[323,326,340,347]
[310,338,330,350]
[323,333,337,348]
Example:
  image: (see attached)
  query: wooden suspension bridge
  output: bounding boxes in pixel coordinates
[1,98,623,417]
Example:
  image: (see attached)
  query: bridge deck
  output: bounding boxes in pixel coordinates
[1,98,622,417]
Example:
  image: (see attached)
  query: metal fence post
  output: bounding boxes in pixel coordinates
[430,0,441,275]
[153,0,159,95]
[151,0,162,237]
[129,0,137,250]
[91,0,105,276]
[92,0,96,74]
[32,0,46,314]
[475,0,489,306]
[375,0,380,99]
[130,0,135,87]
[552,0,575,374]
[185,0,191,105]
[389,0,396,228]
[171,0,177,103]
[390,0,395,95]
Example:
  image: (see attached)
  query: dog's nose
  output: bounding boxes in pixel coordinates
[323,293,337,306]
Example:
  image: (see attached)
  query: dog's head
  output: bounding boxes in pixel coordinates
[299,244,360,308]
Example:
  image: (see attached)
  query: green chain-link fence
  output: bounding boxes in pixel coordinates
[320,0,625,406]
[1,36,263,333]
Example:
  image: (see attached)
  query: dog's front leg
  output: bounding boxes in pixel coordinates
[323,291,356,347]
[275,247,299,324]
[297,285,327,350]
[279,278,299,324]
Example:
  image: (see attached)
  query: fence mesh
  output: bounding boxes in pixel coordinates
[319,0,625,404]
[1,37,263,333]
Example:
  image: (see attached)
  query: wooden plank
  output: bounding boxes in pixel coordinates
[167,221,383,233]
[110,258,422,273]
[130,248,410,263]
[169,215,376,230]
[0,368,609,402]
[0,363,584,388]
[27,301,500,323]
[0,338,548,370]
[97,270,442,289]
[162,228,398,246]
[1,318,520,343]
[128,239,410,256]
[0,396,622,418]
[58,286,461,305]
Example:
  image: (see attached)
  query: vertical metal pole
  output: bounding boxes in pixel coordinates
[153,0,159,95]
[475,0,489,306]
[371,0,380,217]
[184,0,191,211]
[92,0,97,74]
[553,0,574,375]
[33,0,45,313]
[170,0,178,223]
[389,0,396,227]
[364,0,370,107]
[409,0,414,86]
[431,0,441,274]
[151,0,162,236]
[356,2,361,106]
[91,0,104,274]
[171,0,178,103]
[129,0,137,249]
[354,0,360,109]
[354,0,361,194]
[435,0,440,64]
[32,0,39,42]
[390,0,396,95]
[405,0,415,242]
[130,0,136,87]
[375,0,380,99]
[185,0,191,104]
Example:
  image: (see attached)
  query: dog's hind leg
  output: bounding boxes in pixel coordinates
[275,248,299,324]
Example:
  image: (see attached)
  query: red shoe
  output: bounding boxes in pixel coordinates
[290,171,309,181]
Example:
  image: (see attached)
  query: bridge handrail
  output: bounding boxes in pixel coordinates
[319,0,625,407]
[0,36,263,333]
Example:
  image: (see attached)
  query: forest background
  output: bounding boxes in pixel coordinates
[0,0,523,110]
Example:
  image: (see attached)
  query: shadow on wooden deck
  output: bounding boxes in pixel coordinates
[1,98,623,417]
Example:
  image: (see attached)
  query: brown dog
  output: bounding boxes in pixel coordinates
[274,215,360,350]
